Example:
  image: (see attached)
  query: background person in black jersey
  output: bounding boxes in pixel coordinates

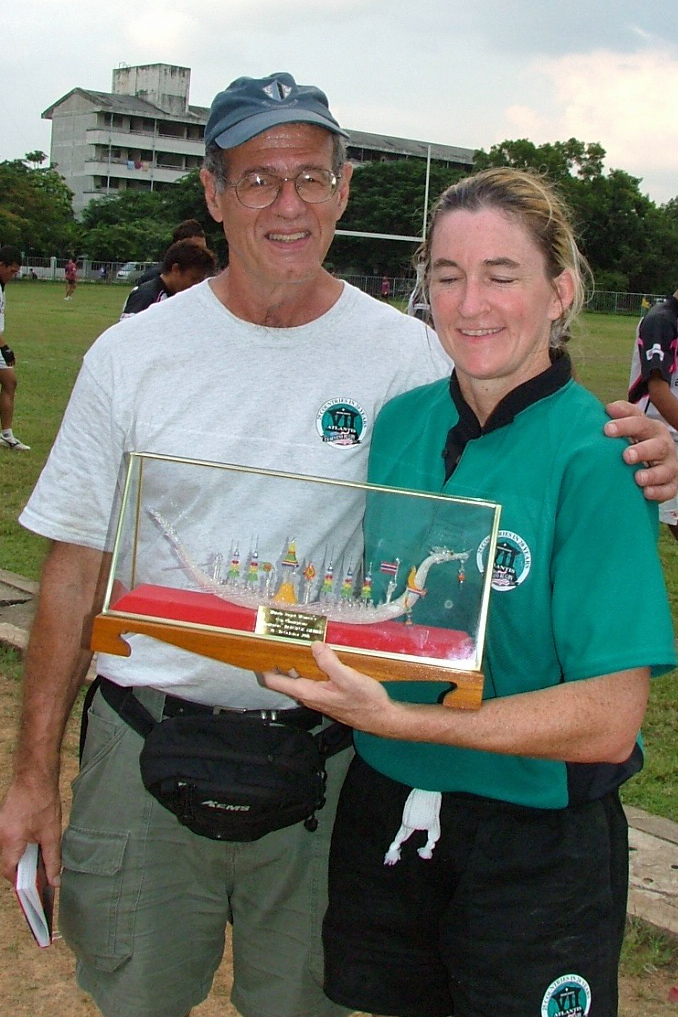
[120,240,216,318]
[135,219,208,287]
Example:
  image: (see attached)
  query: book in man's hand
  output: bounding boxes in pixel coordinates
[14,842,54,948]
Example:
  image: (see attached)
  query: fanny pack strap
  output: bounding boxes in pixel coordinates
[87,675,352,760]
[97,676,157,737]
[316,718,353,758]
[79,675,155,761]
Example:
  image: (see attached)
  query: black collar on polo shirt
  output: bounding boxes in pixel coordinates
[441,350,572,482]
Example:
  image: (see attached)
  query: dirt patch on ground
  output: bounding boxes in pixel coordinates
[0,665,677,1017]
[619,974,678,1017]
[0,668,237,1017]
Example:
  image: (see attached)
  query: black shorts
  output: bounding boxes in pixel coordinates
[323,756,629,1017]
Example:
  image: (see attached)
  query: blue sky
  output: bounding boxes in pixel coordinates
[2,0,678,202]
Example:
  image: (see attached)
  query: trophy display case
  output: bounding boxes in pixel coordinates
[91,453,501,708]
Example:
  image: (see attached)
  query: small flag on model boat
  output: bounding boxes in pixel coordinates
[321,559,334,594]
[341,564,354,598]
[228,546,240,580]
[361,565,373,602]
[281,540,298,568]
[248,550,259,582]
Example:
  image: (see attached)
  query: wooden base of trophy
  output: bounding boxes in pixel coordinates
[91,612,484,710]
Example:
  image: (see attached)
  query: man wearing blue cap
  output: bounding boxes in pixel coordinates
[0,72,674,1017]
[0,72,452,1017]
[197,72,356,328]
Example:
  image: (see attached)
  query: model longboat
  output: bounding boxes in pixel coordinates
[109,510,475,658]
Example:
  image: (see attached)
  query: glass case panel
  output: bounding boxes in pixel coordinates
[92,452,502,708]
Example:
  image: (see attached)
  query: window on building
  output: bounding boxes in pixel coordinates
[129,118,155,135]
[157,152,184,169]
[158,121,184,138]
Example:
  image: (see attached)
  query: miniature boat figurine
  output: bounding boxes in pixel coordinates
[147,508,469,626]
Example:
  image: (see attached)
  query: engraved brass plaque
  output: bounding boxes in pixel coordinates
[255,605,328,643]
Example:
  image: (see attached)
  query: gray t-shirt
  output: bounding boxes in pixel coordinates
[21,280,451,707]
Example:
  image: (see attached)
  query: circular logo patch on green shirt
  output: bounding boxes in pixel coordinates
[476,529,531,590]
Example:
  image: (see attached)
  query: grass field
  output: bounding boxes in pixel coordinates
[1,282,127,577]
[1,281,677,822]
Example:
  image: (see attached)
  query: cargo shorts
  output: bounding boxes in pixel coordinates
[59,684,352,1017]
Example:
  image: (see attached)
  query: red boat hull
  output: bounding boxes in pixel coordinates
[111,584,475,662]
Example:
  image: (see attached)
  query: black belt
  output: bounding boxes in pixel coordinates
[80,676,351,765]
[96,676,322,731]
[161,687,322,729]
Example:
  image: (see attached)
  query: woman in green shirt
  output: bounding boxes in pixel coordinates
[265,168,676,1017]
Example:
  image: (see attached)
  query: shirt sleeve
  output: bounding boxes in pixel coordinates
[637,313,678,384]
[19,359,127,550]
[551,435,676,682]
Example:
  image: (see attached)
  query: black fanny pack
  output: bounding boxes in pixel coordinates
[87,677,351,842]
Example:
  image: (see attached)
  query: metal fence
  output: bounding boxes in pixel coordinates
[15,257,156,283]
[584,291,665,316]
[337,276,666,316]
[336,275,417,301]
[11,261,669,317]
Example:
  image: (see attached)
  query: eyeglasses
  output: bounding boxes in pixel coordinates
[225,168,340,209]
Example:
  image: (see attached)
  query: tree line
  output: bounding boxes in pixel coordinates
[3,142,678,294]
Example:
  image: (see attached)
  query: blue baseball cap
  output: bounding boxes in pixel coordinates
[204,72,349,150]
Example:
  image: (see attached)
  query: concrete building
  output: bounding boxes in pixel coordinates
[43,64,475,216]
[42,65,205,215]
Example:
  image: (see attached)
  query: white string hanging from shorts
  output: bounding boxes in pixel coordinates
[384,788,442,865]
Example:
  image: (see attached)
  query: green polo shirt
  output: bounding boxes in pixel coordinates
[355,358,676,808]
